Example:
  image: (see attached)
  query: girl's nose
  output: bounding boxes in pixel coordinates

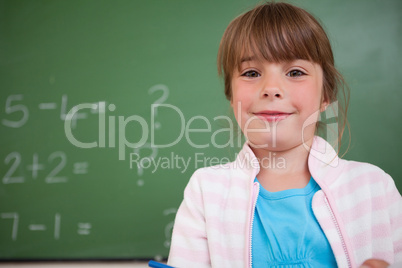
[260,82,283,100]
[260,67,285,100]
[261,90,282,99]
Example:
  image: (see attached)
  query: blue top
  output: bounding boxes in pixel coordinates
[252,177,337,267]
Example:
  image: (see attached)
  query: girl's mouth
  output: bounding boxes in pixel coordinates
[253,111,292,122]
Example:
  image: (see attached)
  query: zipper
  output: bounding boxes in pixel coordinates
[248,182,260,268]
[324,196,352,268]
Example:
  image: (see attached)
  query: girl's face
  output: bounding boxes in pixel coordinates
[231,58,327,152]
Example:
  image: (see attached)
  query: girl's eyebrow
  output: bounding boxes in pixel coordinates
[240,56,256,63]
[291,59,315,68]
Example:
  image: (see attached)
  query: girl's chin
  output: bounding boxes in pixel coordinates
[246,135,307,150]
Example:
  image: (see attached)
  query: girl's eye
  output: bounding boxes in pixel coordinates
[287,69,305,78]
[241,70,260,78]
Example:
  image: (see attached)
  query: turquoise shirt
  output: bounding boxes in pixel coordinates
[252,177,337,267]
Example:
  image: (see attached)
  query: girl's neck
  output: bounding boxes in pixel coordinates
[251,138,313,192]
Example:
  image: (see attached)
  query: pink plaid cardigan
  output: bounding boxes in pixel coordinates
[168,136,402,267]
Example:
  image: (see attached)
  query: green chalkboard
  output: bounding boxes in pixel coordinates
[0,0,401,260]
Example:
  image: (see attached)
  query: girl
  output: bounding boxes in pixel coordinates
[167,2,402,267]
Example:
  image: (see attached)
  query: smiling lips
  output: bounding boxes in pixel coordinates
[253,111,292,122]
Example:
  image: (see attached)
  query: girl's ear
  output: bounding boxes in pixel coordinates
[320,97,329,113]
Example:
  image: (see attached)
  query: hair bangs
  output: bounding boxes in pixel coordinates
[238,4,327,70]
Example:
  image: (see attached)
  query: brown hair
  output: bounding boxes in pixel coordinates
[217,1,350,154]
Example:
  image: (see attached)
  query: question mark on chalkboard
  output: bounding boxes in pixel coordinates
[148,84,169,130]
[133,143,158,186]
[163,208,177,248]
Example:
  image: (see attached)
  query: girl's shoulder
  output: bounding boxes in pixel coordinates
[339,158,393,183]
[189,160,246,184]
[309,136,396,190]
[183,158,253,195]
[327,158,400,201]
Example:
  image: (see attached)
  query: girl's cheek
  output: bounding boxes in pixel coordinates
[295,85,321,108]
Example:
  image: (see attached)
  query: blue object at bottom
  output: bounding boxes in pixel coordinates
[148,260,175,268]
